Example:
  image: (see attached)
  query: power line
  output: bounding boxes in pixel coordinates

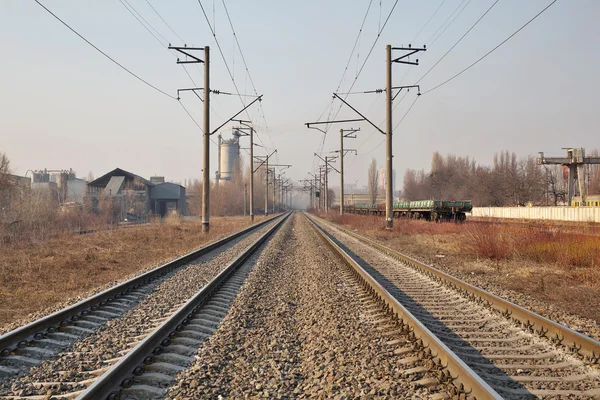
[424,0,558,94]
[121,0,169,45]
[220,0,275,150]
[34,0,221,152]
[417,0,500,84]
[429,0,473,46]
[411,0,448,43]
[119,0,169,51]
[196,0,265,146]
[334,0,374,95]
[144,0,186,43]
[33,0,176,100]
[425,0,469,44]
[314,0,400,166]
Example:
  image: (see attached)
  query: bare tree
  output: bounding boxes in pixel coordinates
[0,153,10,193]
[368,158,379,205]
[86,171,95,183]
[327,188,335,209]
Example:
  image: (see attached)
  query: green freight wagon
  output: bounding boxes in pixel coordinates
[392,200,472,221]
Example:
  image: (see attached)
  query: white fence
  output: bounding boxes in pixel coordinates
[469,207,600,223]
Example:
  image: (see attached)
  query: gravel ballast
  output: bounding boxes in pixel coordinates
[0,219,281,398]
[167,213,431,399]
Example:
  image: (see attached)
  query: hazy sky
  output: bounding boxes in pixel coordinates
[1,0,599,192]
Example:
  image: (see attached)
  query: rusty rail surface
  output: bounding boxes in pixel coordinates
[304,213,502,400]
[311,213,600,362]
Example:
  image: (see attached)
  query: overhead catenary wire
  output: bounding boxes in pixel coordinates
[417,0,500,84]
[121,0,170,45]
[314,0,400,170]
[423,0,559,94]
[33,0,176,100]
[144,0,186,43]
[196,0,269,150]
[425,0,470,45]
[220,0,275,151]
[411,0,448,43]
[34,0,222,149]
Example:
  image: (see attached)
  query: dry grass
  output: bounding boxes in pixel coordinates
[0,215,266,329]
[315,211,600,322]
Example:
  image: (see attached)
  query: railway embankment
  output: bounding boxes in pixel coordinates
[315,212,600,340]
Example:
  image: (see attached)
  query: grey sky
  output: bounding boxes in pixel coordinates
[1,0,598,191]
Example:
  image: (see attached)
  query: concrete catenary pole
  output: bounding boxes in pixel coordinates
[244,183,247,215]
[265,156,269,216]
[324,158,329,213]
[340,129,344,215]
[249,127,254,222]
[385,44,393,230]
[272,168,276,214]
[314,176,318,210]
[202,46,210,232]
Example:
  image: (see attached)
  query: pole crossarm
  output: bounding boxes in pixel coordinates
[253,149,277,173]
[392,85,421,101]
[315,153,340,174]
[305,119,364,134]
[391,45,427,65]
[176,87,204,102]
[332,149,358,156]
[210,95,263,135]
[168,45,206,63]
[333,93,384,135]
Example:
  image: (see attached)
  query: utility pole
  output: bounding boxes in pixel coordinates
[170,45,264,231]
[384,44,425,229]
[250,127,254,220]
[338,128,359,214]
[307,44,424,227]
[253,152,290,215]
[385,45,392,229]
[232,120,255,221]
[315,154,339,213]
[244,183,247,215]
[271,168,276,214]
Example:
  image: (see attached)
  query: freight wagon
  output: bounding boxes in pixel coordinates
[344,200,472,222]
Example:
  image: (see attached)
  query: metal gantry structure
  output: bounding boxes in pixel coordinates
[539,148,600,206]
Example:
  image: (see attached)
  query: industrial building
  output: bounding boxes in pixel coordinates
[31,168,87,203]
[217,130,242,183]
[86,168,186,221]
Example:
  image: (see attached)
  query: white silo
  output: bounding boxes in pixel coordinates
[218,132,241,183]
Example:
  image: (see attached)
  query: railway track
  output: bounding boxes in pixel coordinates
[305,213,600,399]
[0,213,288,399]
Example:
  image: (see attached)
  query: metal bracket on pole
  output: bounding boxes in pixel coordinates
[315,153,340,174]
[168,45,206,63]
[211,95,263,135]
[332,93,385,135]
[391,45,427,64]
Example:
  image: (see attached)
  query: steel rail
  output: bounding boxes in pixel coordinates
[304,213,502,400]
[78,211,290,400]
[312,214,600,362]
[0,213,284,357]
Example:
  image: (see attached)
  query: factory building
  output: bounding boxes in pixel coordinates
[31,168,87,203]
[86,168,186,221]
